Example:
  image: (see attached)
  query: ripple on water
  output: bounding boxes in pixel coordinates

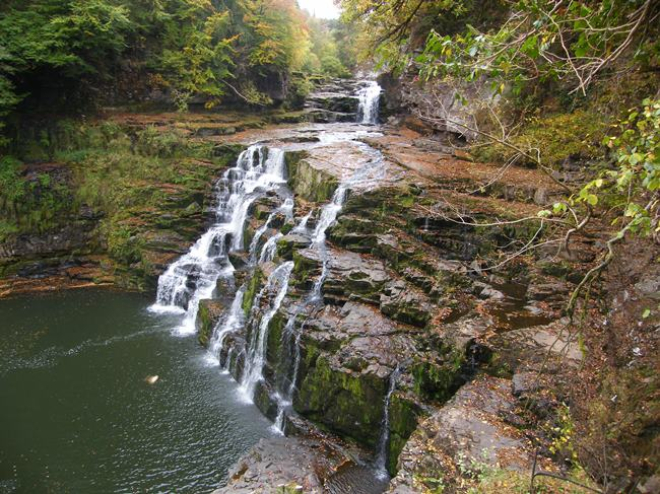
[0,289,273,493]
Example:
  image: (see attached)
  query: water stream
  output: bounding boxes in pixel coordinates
[150,145,288,334]
[0,78,389,493]
[239,261,294,401]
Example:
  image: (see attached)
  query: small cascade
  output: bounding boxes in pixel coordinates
[206,288,246,368]
[311,185,349,301]
[150,145,287,334]
[239,261,294,402]
[357,80,382,124]
[292,210,313,233]
[258,233,283,264]
[375,366,401,480]
[272,312,307,433]
[249,198,293,265]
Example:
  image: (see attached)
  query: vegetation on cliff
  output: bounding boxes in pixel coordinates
[339,0,659,488]
[0,0,357,142]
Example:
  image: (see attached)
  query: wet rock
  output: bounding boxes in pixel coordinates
[286,153,339,203]
[324,250,389,305]
[248,196,281,222]
[295,302,415,449]
[304,109,357,123]
[196,299,225,347]
[292,248,323,290]
[380,280,433,327]
[329,215,382,253]
[306,92,360,114]
[277,233,312,261]
[228,251,249,269]
[388,376,533,493]
[212,436,351,494]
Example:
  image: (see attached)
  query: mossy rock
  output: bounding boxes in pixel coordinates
[387,392,424,475]
[252,380,279,421]
[242,267,264,317]
[292,248,322,290]
[196,299,225,347]
[285,152,339,203]
[411,351,466,403]
[276,233,311,260]
[294,352,388,449]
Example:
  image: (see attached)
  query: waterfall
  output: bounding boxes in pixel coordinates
[376,366,401,480]
[258,233,283,264]
[310,185,348,301]
[239,261,294,402]
[206,288,246,369]
[149,145,287,334]
[357,81,382,124]
[292,210,313,233]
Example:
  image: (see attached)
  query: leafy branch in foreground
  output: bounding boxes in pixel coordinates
[415,0,658,95]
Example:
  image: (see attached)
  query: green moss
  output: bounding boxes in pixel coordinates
[295,351,388,449]
[473,110,607,168]
[412,350,465,403]
[196,300,216,347]
[266,310,287,376]
[1,119,243,288]
[292,249,321,289]
[285,152,339,202]
[387,393,423,475]
[242,268,264,316]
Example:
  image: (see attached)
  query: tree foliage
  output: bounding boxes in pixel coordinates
[0,0,357,135]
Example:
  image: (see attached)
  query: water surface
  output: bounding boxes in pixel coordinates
[0,288,272,494]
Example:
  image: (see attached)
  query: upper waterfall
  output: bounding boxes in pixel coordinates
[357,80,383,124]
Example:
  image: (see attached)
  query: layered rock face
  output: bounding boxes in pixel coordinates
[183,106,588,491]
[2,80,599,492]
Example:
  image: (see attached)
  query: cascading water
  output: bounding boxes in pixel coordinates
[206,288,245,369]
[148,81,393,489]
[249,198,293,265]
[357,80,383,124]
[239,261,294,402]
[150,145,287,333]
[311,185,348,301]
[375,366,401,480]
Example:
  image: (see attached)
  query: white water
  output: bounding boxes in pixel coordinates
[357,81,382,124]
[239,261,294,402]
[259,233,283,264]
[150,78,394,477]
[310,184,348,301]
[149,145,287,334]
[292,210,313,233]
[249,197,293,265]
[205,288,246,368]
[376,366,401,479]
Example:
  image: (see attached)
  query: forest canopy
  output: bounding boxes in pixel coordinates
[0,0,358,142]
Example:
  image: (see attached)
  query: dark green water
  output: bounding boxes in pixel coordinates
[0,289,273,494]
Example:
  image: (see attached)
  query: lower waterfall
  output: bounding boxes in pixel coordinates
[239,261,294,401]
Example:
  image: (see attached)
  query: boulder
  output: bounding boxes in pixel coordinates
[196,299,225,347]
[388,376,533,493]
